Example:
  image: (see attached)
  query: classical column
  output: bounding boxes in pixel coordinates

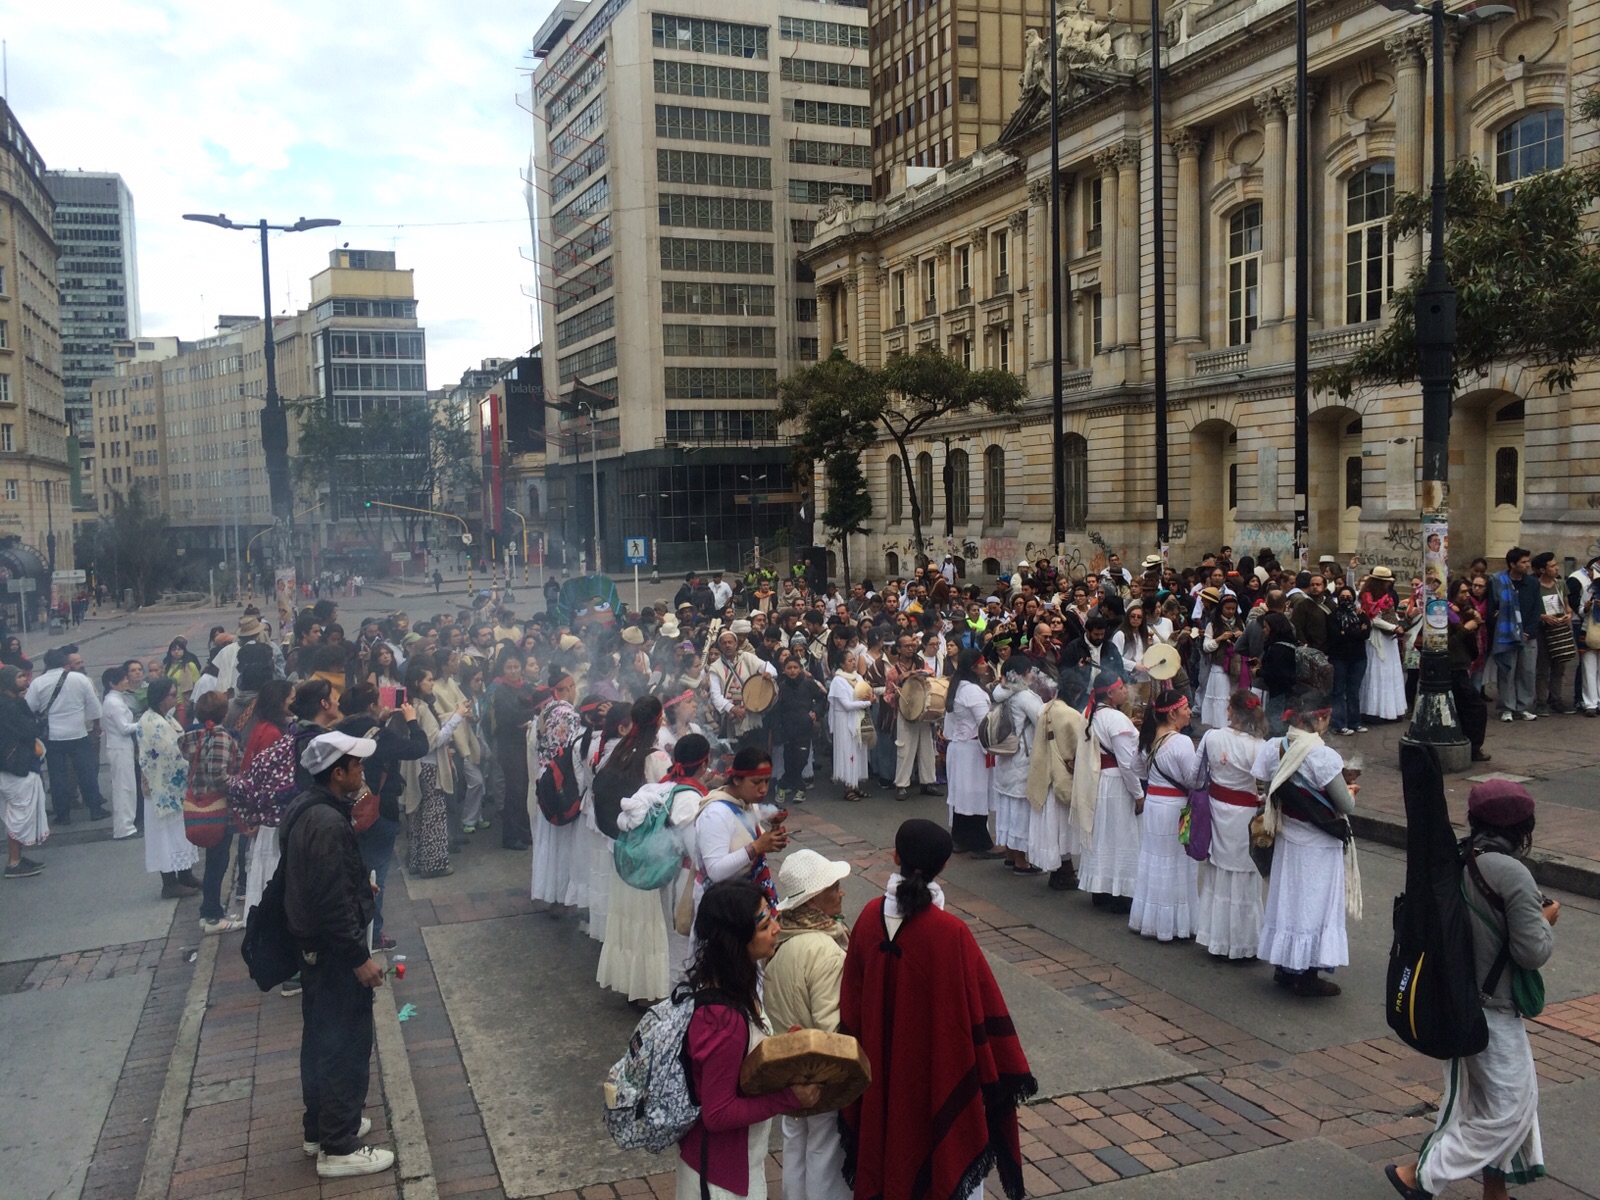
[1256,89,1286,325]
[817,286,836,354]
[1172,128,1206,341]
[842,273,863,365]
[1387,30,1426,283]
[1007,207,1029,353]
[1095,147,1120,349]
[1113,139,1141,348]
[1282,87,1316,322]
[1027,177,1051,365]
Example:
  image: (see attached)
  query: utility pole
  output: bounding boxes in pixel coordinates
[1150,0,1170,557]
[1048,0,1066,551]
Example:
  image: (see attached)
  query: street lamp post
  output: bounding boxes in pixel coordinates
[1377,0,1513,770]
[1293,0,1310,569]
[1150,0,1170,556]
[181,213,340,581]
[559,379,608,575]
[1048,0,1066,551]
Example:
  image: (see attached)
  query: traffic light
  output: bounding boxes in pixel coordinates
[364,500,372,508]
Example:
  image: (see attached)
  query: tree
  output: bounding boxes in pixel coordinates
[820,452,872,591]
[96,483,176,607]
[1316,152,1600,398]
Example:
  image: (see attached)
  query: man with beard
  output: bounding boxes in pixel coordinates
[707,630,778,753]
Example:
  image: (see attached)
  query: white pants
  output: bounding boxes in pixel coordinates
[1417,1009,1543,1193]
[1578,649,1600,712]
[107,742,138,839]
[781,1112,852,1200]
[894,714,935,788]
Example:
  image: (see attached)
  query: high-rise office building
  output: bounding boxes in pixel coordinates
[528,0,871,571]
[44,170,141,510]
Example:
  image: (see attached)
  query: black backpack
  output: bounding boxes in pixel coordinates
[241,793,326,992]
[593,762,638,840]
[1385,742,1489,1060]
[535,742,583,827]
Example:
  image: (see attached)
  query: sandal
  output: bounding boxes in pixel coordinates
[1383,1164,1430,1200]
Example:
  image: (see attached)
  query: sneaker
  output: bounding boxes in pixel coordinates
[1500,712,1515,722]
[1337,727,1355,737]
[1354,725,1369,733]
[895,788,910,802]
[461,822,477,835]
[1291,972,1342,998]
[1519,711,1538,721]
[475,817,492,830]
[199,917,245,935]
[376,934,397,951]
[316,1145,394,1178]
[791,790,806,804]
[280,977,302,998]
[4,858,44,879]
[304,1118,372,1157]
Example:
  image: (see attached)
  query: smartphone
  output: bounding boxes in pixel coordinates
[379,685,407,710]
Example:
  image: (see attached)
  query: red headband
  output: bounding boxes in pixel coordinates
[1153,696,1188,713]
[664,689,696,711]
[1241,693,1262,710]
[729,764,773,779]
[667,753,709,780]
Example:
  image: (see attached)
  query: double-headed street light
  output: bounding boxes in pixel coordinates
[181,212,341,570]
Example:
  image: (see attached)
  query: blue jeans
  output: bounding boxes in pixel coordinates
[201,829,235,920]
[1332,657,1367,730]
[357,816,401,940]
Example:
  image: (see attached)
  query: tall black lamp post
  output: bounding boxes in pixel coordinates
[1048,0,1067,552]
[1150,0,1170,555]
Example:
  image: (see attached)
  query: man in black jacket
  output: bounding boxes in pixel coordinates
[337,683,427,951]
[281,730,393,1179]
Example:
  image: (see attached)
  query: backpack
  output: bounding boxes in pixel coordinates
[535,742,583,826]
[1385,742,1490,1060]
[978,700,1019,755]
[593,763,637,840]
[228,725,313,829]
[240,794,327,991]
[1293,644,1334,693]
[603,987,732,1154]
[614,783,693,890]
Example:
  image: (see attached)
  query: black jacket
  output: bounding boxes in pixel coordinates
[1325,603,1371,663]
[0,693,39,776]
[281,783,374,970]
[336,713,427,823]
[768,673,825,738]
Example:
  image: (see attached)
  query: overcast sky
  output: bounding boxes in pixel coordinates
[7,0,553,387]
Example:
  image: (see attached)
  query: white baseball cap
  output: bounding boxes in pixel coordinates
[300,731,377,774]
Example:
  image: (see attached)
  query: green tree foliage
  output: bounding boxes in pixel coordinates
[1317,153,1600,397]
[820,453,873,591]
[86,483,176,607]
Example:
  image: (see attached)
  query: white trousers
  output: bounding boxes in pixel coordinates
[107,742,138,839]
[893,714,935,788]
[781,1113,852,1200]
[1578,649,1600,712]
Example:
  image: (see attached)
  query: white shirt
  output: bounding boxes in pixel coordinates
[941,679,990,743]
[1197,728,1263,794]
[102,690,137,747]
[190,673,224,708]
[26,667,102,740]
[711,580,733,611]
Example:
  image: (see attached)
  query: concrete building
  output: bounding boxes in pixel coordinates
[805,0,1596,581]
[528,0,872,571]
[43,169,140,512]
[0,99,72,618]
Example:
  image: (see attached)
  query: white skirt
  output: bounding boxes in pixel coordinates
[1078,773,1141,897]
[588,831,613,941]
[0,770,49,847]
[245,825,279,911]
[1200,666,1233,728]
[993,791,1032,852]
[144,807,198,875]
[676,1118,771,1200]
[945,739,992,818]
[597,860,671,1002]
[1258,817,1348,971]
[1128,794,1199,941]
[1195,800,1262,959]
[830,718,868,788]
[1361,636,1407,719]
[1417,1008,1544,1194]
[1027,791,1080,872]
[531,814,590,907]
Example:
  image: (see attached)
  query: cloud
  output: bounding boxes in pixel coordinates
[9,0,551,385]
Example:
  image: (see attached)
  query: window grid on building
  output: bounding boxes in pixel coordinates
[915,453,934,511]
[662,324,778,358]
[546,52,606,125]
[556,259,613,314]
[887,454,904,523]
[552,216,613,272]
[664,409,781,442]
[984,445,1005,525]
[654,60,769,103]
[1228,204,1262,346]
[791,219,815,244]
[553,178,610,242]
[1345,163,1394,324]
[328,332,425,360]
[656,104,771,146]
[661,281,776,316]
[657,149,771,189]
[662,367,778,399]
[652,15,768,59]
[784,98,871,128]
[949,448,970,523]
[1496,109,1565,188]
[788,179,871,206]
[658,194,773,232]
[552,137,607,202]
[550,95,606,164]
[659,237,774,275]
[556,298,616,348]
[1064,434,1089,530]
[778,16,868,48]
[558,338,618,384]
[788,140,871,168]
[780,59,870,90]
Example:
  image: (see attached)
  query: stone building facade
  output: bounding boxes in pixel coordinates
[805,0,1596,582]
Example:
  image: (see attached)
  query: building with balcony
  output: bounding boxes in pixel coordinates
[806,0,1596,580]
[528,0,871,571]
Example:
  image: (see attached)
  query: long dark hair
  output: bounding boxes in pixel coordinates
[1469,813,1537,857]
[685,879,764,1025]
[950,646,985,693]
[893,819,952,919]
[1137,688,1186,756]
[595,695,664,791]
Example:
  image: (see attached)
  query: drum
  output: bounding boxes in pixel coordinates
[1141,643,1181,682]
[925,676,951,720]
[741,672,776,714]
[852,678,873,702]
[738,1029,872,1117]
[897,673,931,721]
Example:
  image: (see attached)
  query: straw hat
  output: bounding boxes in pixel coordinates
[1370,565,1395,580]
[558,633,582,652]
[621,626,645,645]
[1199,587,1222,606]
[1141,554,1164,571]
[659,618,681,640]
[776,848,851,911]
[237,615,264,638]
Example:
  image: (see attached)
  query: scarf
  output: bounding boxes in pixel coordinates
[1265,727,1362,921]
[779,903,851,948]
[136,710,188,818]
[883,872,945,918]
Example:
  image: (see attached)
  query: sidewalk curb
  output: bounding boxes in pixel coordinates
[1353,812,1600,899]
[134,927,218,1200]
[373,951,438,1200]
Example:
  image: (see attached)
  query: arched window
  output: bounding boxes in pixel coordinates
[527,486,541,518]
[1064,433,1088,530]
[887,454,904,524]
[915,452,934,516]
[1346,162,1394,323]
[1494,447,1519,508]
[1496,110,1564,191]
[1227,205,1262,346]
[982,557,1001,576]
[886,550,900,575]
[984,444,1005,525]
[949,448,970,524]
[1345,456,1362,509]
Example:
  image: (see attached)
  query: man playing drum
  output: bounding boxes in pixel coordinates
[707,630,778,754]
[883,633,945,803]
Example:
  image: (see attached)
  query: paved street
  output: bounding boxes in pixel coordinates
[4,598,1599,1199]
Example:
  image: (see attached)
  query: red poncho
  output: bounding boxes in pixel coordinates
[839,897,1037,1200]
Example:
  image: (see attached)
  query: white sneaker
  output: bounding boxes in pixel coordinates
[1500,712,1514,722]
[1519,711,1538,721]
[304,1117,372,1157]
[315,1144,393,1178]
[198,917,245,935]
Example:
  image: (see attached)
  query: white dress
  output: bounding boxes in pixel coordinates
[990,683,1042,853]
[529,711,590,908]
[1194,728,1264,958]
[0,770,49,848]
[827,673,871,788]
[597,749,677,1001]
[1129,733,1202,941]
[1251,738,1349,972]
[578,729,612,941]
[1361,612,1407,720]
[942,680,993,823]
[1077,707,1142,897]
[1200,621,1242,728]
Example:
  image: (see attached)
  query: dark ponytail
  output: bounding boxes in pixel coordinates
[894,870,936,918]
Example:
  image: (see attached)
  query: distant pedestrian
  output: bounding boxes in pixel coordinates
[432,568,443,594]
[281,731,395,1179]
[101,665,140,839]
[0,665,49,878]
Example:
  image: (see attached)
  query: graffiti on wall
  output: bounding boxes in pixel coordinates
[1233,521,1291,559]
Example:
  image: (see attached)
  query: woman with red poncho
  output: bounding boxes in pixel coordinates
[839,819,1037,1200]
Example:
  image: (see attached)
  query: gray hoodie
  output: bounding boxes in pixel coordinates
[1465,833,1555,1013]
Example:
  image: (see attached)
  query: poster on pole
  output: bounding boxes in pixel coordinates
[1421,513,1449,645]
[274,568,297,637]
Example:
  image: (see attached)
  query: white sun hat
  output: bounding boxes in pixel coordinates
[776,848,852,911]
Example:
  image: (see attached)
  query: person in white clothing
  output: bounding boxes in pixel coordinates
[826,650,872,801]
[1078,669,1142,912]
[100,665,140,839]
[991,656,1045,875]
[135,677,202,896]
[1129,690,1202,941]
[1194,690,1266,959]
[1567,556,1600,715]
[1200,591,1246,729]
[943,648,999,857]
[1024,689,1086,891]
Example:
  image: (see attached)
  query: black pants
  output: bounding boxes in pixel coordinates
[497,744,532,846]
[777,731,811,792]
[44,736,105,819]
[951,812,994,853]
[1451,668,1488,750]
[299,952,375,1155]
[200,829,235,921]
